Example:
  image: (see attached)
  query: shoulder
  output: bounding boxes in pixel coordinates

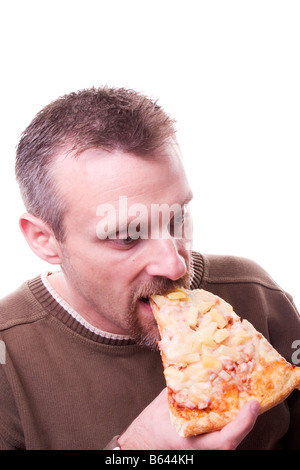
[200,253,282,290]
[0,277,46,331]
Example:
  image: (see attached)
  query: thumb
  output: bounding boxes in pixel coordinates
[218,400,261,449]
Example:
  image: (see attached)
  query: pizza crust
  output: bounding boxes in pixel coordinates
[250,358,300,413]
[168,387,240,437]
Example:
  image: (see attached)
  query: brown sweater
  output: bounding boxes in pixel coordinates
[0,252,299,450]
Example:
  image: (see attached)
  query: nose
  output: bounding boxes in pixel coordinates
[145,238,187,281]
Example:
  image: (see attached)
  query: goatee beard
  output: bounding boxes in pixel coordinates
[126,270,191,350]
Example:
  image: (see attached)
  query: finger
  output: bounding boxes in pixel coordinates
[218,400,260,450]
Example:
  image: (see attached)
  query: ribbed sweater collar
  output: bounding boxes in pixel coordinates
[28,251,204,347]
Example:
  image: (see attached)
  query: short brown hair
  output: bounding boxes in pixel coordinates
[15,87,176,241]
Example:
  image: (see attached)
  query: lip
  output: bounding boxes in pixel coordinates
[136,298,160,342]
[137,298,153,315]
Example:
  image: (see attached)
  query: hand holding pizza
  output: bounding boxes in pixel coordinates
[118,388,260,450]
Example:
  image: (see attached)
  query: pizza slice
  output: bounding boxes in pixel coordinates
[150,287,300,437]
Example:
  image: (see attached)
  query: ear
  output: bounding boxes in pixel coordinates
[19,213,62,265]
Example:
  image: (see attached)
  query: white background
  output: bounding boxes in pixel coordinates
[0,0,299,309]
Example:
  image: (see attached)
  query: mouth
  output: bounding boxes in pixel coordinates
[138,296,153,315]
[139,296,150,305]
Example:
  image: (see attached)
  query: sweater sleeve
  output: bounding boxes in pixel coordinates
[103,435,121,450]
[0,435,17,450]
[269,295,300,450]
[0,361,25,449]
[283,389,300,449]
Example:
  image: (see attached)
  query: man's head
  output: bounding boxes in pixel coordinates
[16,87,193,349]
[15,87,177,242]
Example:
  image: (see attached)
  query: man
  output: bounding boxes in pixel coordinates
[0,87,299,449]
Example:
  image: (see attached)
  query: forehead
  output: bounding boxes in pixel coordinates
[54,144,192,224]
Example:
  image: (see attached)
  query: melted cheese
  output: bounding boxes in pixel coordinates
[153,288,280,411]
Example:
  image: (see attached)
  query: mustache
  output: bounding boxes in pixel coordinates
[132,270,191,302]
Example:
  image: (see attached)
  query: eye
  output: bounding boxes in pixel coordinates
[110,230,140,248]
[117,235,137,245]
[168,212,185,237]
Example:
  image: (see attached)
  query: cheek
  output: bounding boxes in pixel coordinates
[62,234,144,293]
[87,254,135,296]
[61,242,105,285]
